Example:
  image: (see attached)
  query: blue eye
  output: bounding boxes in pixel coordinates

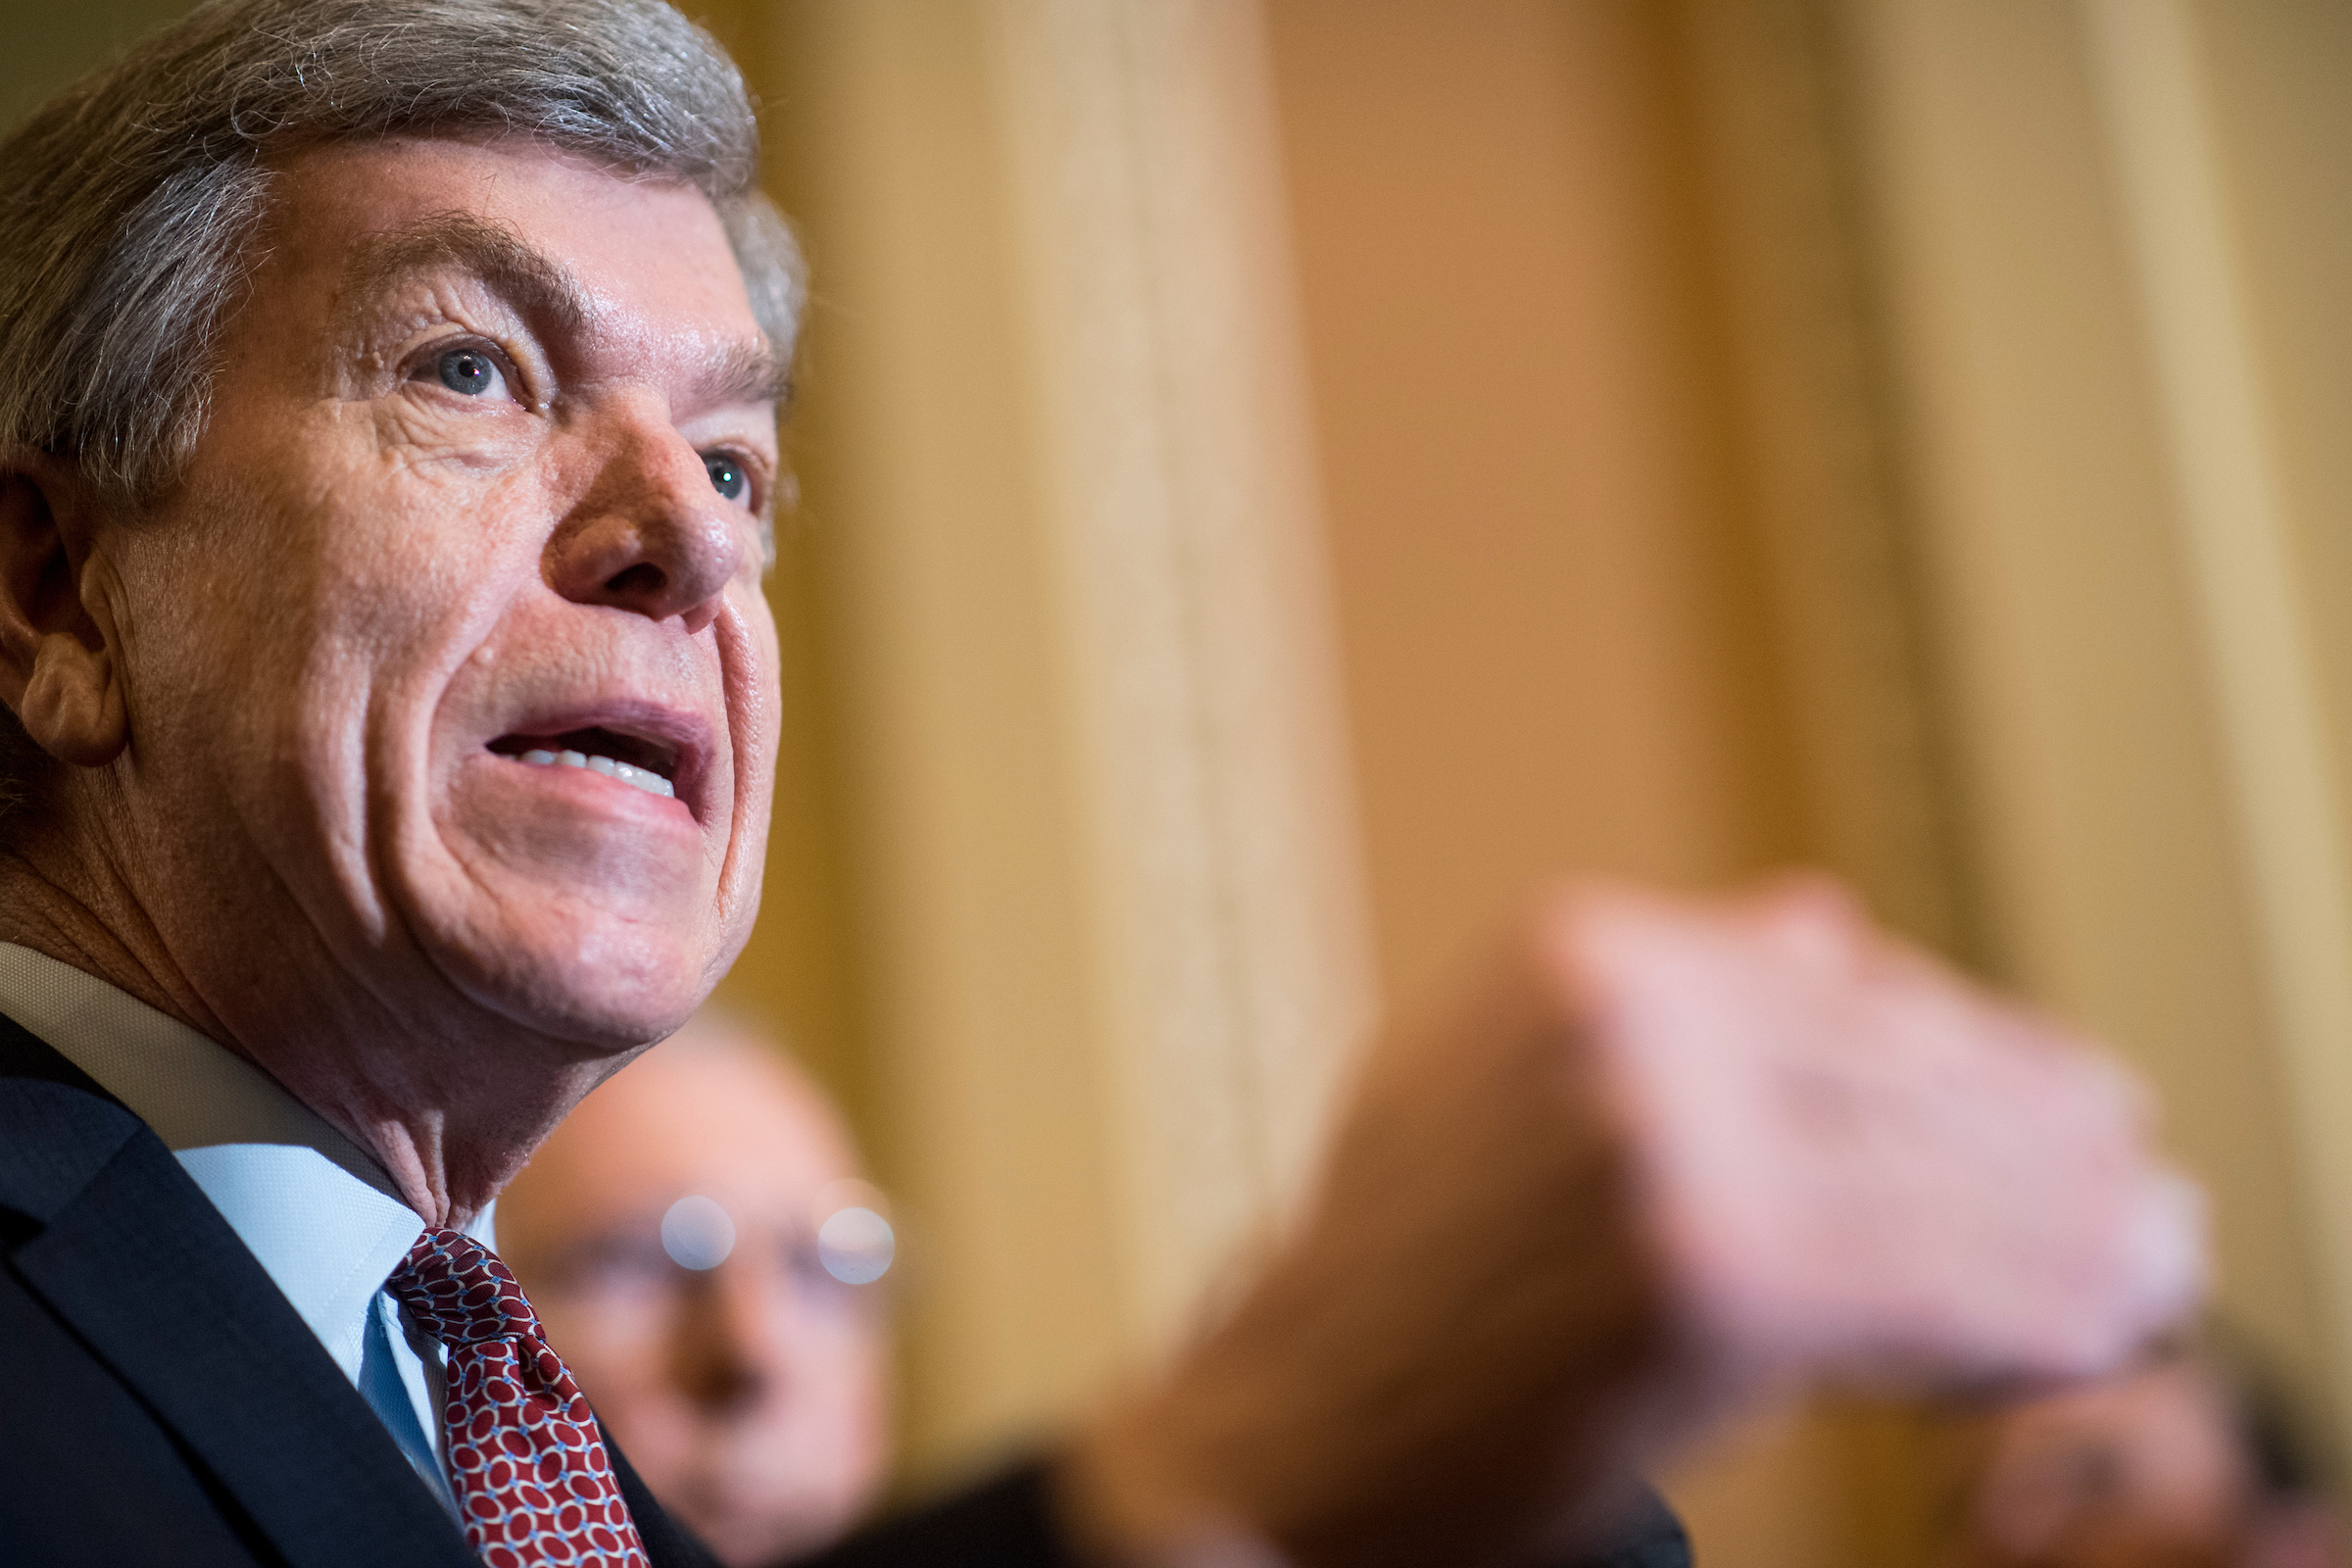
[437,348,498,396]
[705,453,749,503]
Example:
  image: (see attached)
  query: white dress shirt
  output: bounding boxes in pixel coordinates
[0,942,489,1514]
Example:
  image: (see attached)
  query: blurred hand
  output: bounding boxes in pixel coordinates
[1065,877,2205,1568]
[1592,877,2201,1396]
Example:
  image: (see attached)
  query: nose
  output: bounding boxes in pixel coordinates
[670,1260,786,1417]
[545,415,746,635]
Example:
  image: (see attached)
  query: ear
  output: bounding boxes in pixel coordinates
[0,455,129,768]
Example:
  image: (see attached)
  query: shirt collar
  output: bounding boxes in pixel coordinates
[0,942,493,1383]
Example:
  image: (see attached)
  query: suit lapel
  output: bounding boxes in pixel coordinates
[0,1014,475,1568]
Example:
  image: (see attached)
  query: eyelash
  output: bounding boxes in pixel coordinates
[409,333,533,406]
[405,334,770,511]
[702,445,767,511]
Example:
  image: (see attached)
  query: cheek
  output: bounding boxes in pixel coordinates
[114,489,347,817]
[322,463,545,658]
[725,583,785,773]
[781,1316,889,1418]
[538,1289,678,1397]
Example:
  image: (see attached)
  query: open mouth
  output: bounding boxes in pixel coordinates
[488,727,680,801]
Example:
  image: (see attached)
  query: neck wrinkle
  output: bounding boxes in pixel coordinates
[0,846,232,1046]
[0,827,630,1238]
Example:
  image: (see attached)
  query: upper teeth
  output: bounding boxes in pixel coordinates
[517,748,675,800]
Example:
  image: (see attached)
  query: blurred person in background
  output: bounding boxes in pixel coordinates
[499,1012,895,1567]
[1942,1340,2341,1568]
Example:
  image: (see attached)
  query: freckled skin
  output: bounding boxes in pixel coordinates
[0,137,784,1224]
[500,1023,891,1568]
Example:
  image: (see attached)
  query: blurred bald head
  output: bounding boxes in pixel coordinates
[499,1013,892,1567]
[1944,1347,2341,1568]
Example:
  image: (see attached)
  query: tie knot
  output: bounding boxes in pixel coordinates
[385,1225,544,1348]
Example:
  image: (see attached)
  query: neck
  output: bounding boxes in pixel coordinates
[0,843,618,1229]
[0,831,239,1045]
[272,1031,626,1230]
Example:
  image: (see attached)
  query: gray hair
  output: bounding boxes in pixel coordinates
[0,0,805,819]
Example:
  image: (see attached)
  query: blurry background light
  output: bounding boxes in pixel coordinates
[818,1206,896,1286]
[661,1195,737,1272]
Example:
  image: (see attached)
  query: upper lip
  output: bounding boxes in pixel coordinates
[484,700,715,817]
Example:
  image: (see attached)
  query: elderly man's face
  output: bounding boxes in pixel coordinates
[125,137,780,1044]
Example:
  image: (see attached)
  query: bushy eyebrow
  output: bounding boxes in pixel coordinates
[341,210,787,564]
[343,211,592,337]
[342,212,785,414]
[694,337,789,412]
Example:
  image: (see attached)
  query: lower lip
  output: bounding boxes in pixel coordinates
[474,750,701,827]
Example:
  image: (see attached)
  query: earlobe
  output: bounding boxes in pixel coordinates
[0,461,130,769]
[19,633,127,766]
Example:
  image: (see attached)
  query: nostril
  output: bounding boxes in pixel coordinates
[604,563,666,597]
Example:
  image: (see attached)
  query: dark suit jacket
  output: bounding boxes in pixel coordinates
[0,1011,1686,1568]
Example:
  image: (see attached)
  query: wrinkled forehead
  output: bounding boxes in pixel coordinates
[546,1032,860,1200]
[253,136,777,389]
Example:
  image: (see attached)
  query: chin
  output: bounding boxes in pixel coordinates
[688,1436,872,1565]
[692,1495,855,1568]
[386,793,759,1051]
[451,911,719,1053]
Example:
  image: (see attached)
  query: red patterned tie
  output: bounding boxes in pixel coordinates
[386,1226,650,1568]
